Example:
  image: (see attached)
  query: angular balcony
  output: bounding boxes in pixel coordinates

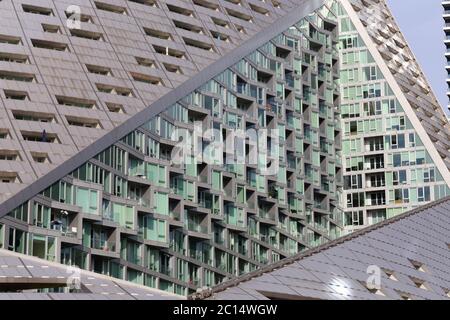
[91,238,116,252]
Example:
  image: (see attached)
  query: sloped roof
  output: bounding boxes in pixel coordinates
[0,249,184,300]
[192,196,450,300]
[0,0,321,203]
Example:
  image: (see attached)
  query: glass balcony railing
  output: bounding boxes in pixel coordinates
[258,256,269,265]
[214,236,225,246]
[169,211,181,221]
[366,144,384,152]
[51,224,77,238]
[127,255,142,266]
[160,266,172,277]
[91,238,116,252]
[187,221,208,233]
[313,222,328,233]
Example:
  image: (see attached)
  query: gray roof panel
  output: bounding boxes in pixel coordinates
[0,249,184,300]
[195,197,450,300]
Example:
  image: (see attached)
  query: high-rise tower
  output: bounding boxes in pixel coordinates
[340,0,450,233]
[444,0,450,108]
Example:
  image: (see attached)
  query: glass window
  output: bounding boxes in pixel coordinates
[0,224,4,248]
[212,170,222,190]
[33,203,50,228]
[147,163,167,187]
[8,203,28,222]
[185,156,197,176]
[112,203,134,229]
[418,187,431,202]
[141,216,167,242]
[393,154,401,167]
[147,137,159,158]
[76,187,99,215]
[8,227,27,254]
[154,192,169,215]
[393,170,407,185]
[416,150,426,165]
[344,211,364,226]
[409,133,415,147]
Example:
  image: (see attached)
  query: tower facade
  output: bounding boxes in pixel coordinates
[339,1,450,233]
[0,0,449,296]
[444,0,450,108]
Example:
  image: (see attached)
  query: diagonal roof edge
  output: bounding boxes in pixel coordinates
[0,0,325,218]
[189,195,450,300]
[0,249,185,299]
[381,0,444,113]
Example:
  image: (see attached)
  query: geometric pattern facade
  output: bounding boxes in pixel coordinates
[351,0,450,171]
[338,2,450,233]
[0,0,342,296]
[198,196,450,300]
[0,0,307,203]
[0,0,449,297]
[443,0,450,110]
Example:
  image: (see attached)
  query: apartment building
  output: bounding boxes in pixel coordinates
[444,0,450,108]
[0,0,448,296]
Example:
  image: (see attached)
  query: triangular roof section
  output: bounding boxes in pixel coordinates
[342,0,450,185]
[0,0,326,217]
[192,195,450,300]
[0,0,323,203]
[0,248,185,300]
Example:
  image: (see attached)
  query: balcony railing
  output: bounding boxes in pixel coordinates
[51,224,77,238]
[91,239,116,252]
[187,221,208,234]
[160,267,172,277]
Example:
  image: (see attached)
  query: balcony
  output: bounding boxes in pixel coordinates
[260,234,278,248]
[169,210,181,222]
[160,266,172,277]
[285,74,294,88]
[257,255,269,265]
[51,224,77,238]
[214,235,225,246]
[313,200,327,211]
[366,195,386,206]
[127,255,142,266]
[366,178,385,188]
[187,278,201,287]
[365,143,384,152]
[186,220,208,234]
[313,221,329,234]
[91,238,116,252]
[236,82,249,96]
[258,207,272,220]
[365,160,384,170]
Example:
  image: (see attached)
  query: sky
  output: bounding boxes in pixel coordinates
[386,0,447,110]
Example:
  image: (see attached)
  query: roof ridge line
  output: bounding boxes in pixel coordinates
[381,0,445,112]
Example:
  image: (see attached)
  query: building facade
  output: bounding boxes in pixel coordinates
[194,196,450,300]
[339,3,450,233]
[444,0,450,108]
[0,0,449,297]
